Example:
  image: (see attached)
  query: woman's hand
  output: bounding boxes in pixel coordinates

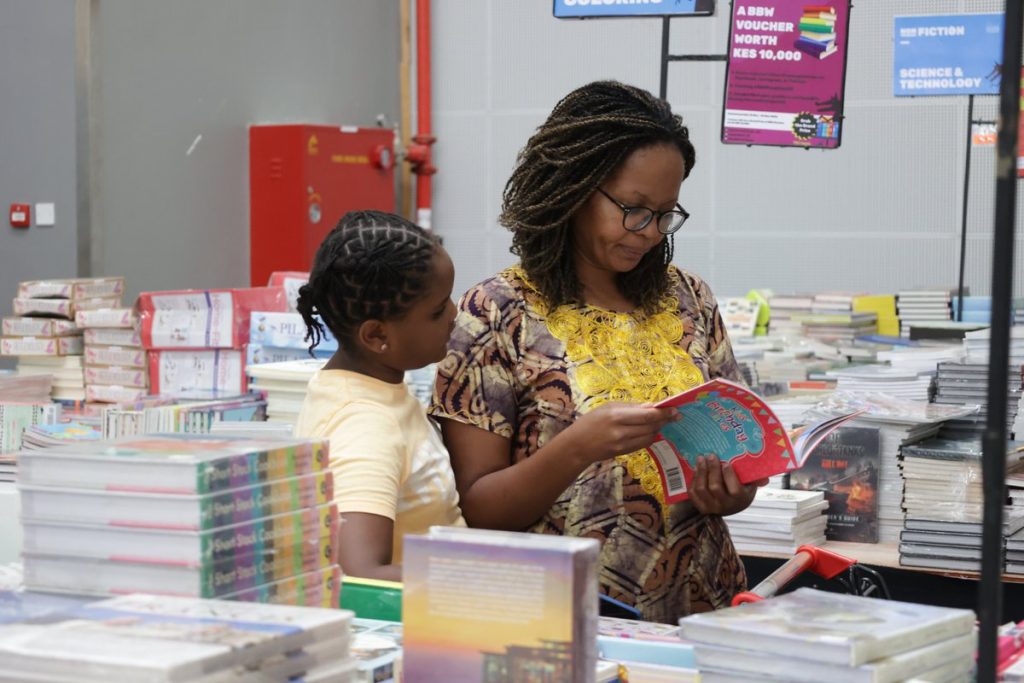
[569,403,679,465]
[689,454,768,516]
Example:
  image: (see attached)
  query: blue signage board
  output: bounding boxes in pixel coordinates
[553,0,715,19]
[893,13,1003,96]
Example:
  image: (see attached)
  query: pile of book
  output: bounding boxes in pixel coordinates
[795,5,839,60]
[19,421,101,450]
[78,303,147,404]
[723,488,828,555]
[935,358,1023,440]
[402,526,600,683]
[0,402,60,453]
[2,277,126,402]
[248,358,325,424]
[0,592,355,682]
[897,289,952,338]
[766,294,813,338]
[899,437,1024,573]
[826,364,933,401]
[17,433,342,606]
[139,286,286,397]
[680,588,976,683]
[100,394,266,439]
[797,312,877,343]
[597,617,697,681]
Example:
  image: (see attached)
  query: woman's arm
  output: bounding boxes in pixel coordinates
[335,512,402,582]
[441,403,677,530]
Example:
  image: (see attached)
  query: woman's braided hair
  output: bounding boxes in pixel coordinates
[500,80,696,313]
[296,210,438,354]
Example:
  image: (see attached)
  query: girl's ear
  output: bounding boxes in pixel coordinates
[356,319,390,355]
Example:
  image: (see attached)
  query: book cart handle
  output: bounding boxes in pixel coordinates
[731,544,859,606]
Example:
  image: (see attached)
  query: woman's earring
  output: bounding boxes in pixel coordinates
[381,343,389,352]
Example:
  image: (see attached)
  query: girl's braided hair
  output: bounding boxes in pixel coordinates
[296,210,438,354]
[500,80,696,313]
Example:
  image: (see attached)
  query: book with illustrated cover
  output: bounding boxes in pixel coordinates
[678,588,975,667]
[403,526,599,683]
[647,379,862,503]
[16,434,328,494]
[788,426,880,542]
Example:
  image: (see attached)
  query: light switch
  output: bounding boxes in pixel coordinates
[35,203,55,226]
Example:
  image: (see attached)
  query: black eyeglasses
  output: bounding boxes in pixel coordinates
[596,187,690,235]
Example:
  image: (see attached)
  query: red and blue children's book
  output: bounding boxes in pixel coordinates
[646,379,862,504]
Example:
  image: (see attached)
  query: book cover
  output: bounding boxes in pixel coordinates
[788,426,880,542]
[647,379,862,503]
[677,588,975,667]
[403,527,599,683]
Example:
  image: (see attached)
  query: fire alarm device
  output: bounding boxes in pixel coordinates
[10,204,30,228]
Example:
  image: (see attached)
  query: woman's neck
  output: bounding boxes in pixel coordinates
[574,255,635,313]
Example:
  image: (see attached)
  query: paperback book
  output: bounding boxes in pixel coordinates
[647,379,862,503]
[788,426,880,542]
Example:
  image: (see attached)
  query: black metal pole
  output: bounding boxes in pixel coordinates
[957,95,975,323]
[659,16,670,100]
[978,3,1023,682]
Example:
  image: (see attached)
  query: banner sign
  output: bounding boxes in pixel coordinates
[893,14,1003,97]
[553,0,715,19]
[721,1,852,149]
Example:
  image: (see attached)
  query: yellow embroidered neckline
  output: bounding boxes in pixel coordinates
[509,265,705,503]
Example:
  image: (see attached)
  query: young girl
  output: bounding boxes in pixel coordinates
[294,210,465,581]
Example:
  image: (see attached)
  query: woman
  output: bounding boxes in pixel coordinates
[430,80,764,623]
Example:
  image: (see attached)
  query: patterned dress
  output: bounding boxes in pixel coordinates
[429,264,747,623]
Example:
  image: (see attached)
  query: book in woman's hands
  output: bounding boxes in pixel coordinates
[645,379,863,504]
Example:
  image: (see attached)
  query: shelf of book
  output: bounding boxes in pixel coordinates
[739,540,1024,584]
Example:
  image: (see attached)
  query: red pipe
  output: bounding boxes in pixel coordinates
[412,0,436,229]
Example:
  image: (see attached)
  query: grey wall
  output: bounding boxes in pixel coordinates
[0,0,83,369]
[431,0,1020,301]
[89,0,401,301]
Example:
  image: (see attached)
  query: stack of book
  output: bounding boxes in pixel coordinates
[899,438,1024,572]
[77,306,148,404]
[248,358,325,424]
[0,593,355,682]
[402,526,600,683]
[2,278,124,402]
[100,394,266,439]
[17,434,341,606]
[826,364,933,401]
[139,287,287,397]
[0,402,60,453]
[795,5,839,60]
[0,452,14,483]
[1008,528,1024,576]
[723,488,828,555]
[680,588,976,683]
[19,421,101,450]
[766,294,814,338]
[896,289,952,338]
[247,310,334,368]
[797,312,877,343]
[934,360,1022,440]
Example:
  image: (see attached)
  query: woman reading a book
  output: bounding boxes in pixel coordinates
[430,81,765,623]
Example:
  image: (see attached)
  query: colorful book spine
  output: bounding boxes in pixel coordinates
[196,439,330,493]
[196,503,337,566]
[198,470,333,530]
[202,522,336,598]
[225,565,341,608]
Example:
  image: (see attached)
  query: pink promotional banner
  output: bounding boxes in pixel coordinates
[722,1,852,149]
